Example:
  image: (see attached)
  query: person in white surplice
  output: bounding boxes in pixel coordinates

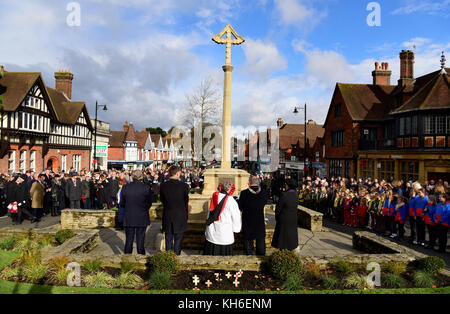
[204,180,242,256]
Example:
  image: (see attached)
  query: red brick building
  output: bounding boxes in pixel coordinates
[0,66,93,174]
[323,51,450,182]
[108,122,176,170]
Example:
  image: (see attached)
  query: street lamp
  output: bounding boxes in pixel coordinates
[293,103,307,178]
[94,101,108,171]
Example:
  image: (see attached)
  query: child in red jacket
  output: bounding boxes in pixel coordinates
[357,198,368,228]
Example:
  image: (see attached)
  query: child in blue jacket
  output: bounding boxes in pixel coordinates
[394,197,408,240]
[408,190,418,243]
[436,194,449,253]
[415,189,428,246]
[424,195,437,250]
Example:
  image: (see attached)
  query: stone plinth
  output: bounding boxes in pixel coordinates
[202,168,250,197]
[297,205,323,232]
[61,209,116,230]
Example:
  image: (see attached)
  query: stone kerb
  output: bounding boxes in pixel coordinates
[297,205,323,232]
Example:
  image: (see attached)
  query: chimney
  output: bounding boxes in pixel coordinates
[124,121,129,132]
[307,119,316,125]
[277,118,284,128]
[54,69,74,99]
[0,65,4,79]
[372,61,392,85]
[398,50,415,86]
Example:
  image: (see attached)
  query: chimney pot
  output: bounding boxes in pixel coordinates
[54,69,74,99]
[375,62,379,70]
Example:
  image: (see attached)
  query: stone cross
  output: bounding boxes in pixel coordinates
[212,24,245,66]
[225,272,232,279]
[205,280,212,288]
[192,275,200,286]
[212,25,245,169]
[233,278,240,287]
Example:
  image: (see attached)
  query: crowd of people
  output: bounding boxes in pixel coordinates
[297,176,449,253]
[0,167,206,225]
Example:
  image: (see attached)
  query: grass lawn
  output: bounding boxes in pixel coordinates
[0,250,448,294]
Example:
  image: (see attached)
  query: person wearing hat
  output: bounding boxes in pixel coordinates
[15,174,34,224]
[271,178,299,251]
[51,174,63,216]
[65,173,82,209]
[30,174,46,222]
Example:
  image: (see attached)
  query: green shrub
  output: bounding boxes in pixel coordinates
[149,251,179,274]
[269,250,303,280]
[114,273,145,289]
[55,229,75,245]
[120,261,138,274]
[149,270,172,290]
[303,262,322,280]
[415,256,445,275]
[343,273,370,289]
[83,259,103,273]
[24,264,48,283]
[382,273,406,288]
[384,262,407,276]
[84,272,115,288]
[46,256,70,272]
[330,259,355,274]
[1,266,24,281]
[14,238,33,252]
[50,268,71,286]
[412,271,435,288]
[281,274,303,291]
[321,274,338,289]
[18,250,41,268]
[0,237,17,251]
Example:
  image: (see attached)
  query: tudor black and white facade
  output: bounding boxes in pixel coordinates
[0,67,94,174]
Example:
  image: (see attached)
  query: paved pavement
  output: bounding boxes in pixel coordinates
[0,215,60,230]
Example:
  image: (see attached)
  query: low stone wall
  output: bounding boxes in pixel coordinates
[179,255,267,272]
[149,203,163,220]
[61,210,116,230]
[298,205,323,232]
[353,231,427,258]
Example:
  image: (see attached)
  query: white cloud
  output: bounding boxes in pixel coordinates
[273,0,327,30]
[243,39,287,78]
[392,0,450,16]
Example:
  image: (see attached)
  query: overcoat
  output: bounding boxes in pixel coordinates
[271,191,299,250]
[160,179,190,234]
[238,186,268,240]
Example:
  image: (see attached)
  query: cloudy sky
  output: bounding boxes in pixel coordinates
[0,0,449,134]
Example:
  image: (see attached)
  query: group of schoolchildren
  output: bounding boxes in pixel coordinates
[299,179,449,253]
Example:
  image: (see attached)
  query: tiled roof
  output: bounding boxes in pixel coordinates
[392,70,450,114]
[124,123,137,142]
[0,71,92,128]
[109,131,126,147]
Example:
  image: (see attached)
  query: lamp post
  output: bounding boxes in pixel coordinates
[293,103,307,178]
[93,101,108,171]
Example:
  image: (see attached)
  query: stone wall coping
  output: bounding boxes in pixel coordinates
[298,205,324,218]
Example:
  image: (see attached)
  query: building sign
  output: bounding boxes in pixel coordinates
[285,162,305,170]
[312,162,327,170]
[95,146,108,157]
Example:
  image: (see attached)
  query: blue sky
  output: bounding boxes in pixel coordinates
[0,0,449,133]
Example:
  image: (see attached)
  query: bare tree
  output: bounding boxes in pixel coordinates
[178,76,221,129]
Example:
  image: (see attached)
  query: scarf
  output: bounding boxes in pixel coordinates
[206,181,236,226]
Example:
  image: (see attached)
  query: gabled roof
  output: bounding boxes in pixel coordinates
[0,71,92,129]
[136,130,150,148]
[334,83,396,122]
[392,70,450,114]
[124,123,137,142]
[0,72,41,111]
[109,131,126,147]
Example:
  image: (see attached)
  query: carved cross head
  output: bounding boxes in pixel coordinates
[212,24,245,65]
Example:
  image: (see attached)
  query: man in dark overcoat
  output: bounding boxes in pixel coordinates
[159,166,190,255]
[238,175,269,256]
[120,171,153,255]
[271,179,299,251]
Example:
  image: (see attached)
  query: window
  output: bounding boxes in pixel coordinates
[61,155,67,172]
[399,117,405,136]
[72,155,81,172]
[8,151,16,174]
[30,151,36,172]
[331,131,345,147]
[405,116,411,135]
[19,151,26,173]
[436,116,445,134]
[329,159,343,178]
[411,116,418,135]
[344,160,350,178]
[400,161,419,182]
[424,116,435,134]
[335,103,342,117]
[361,159,375,179]
[379,160,395,180]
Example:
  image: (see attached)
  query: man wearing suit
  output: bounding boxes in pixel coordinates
[160,166,190,255]
[120,171,153,255]
[65,174,82,209]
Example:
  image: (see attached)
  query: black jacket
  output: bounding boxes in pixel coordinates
[120,181,153,227]
[239,186,268,240]
[271,191,299,251]
[160,179,190,234]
